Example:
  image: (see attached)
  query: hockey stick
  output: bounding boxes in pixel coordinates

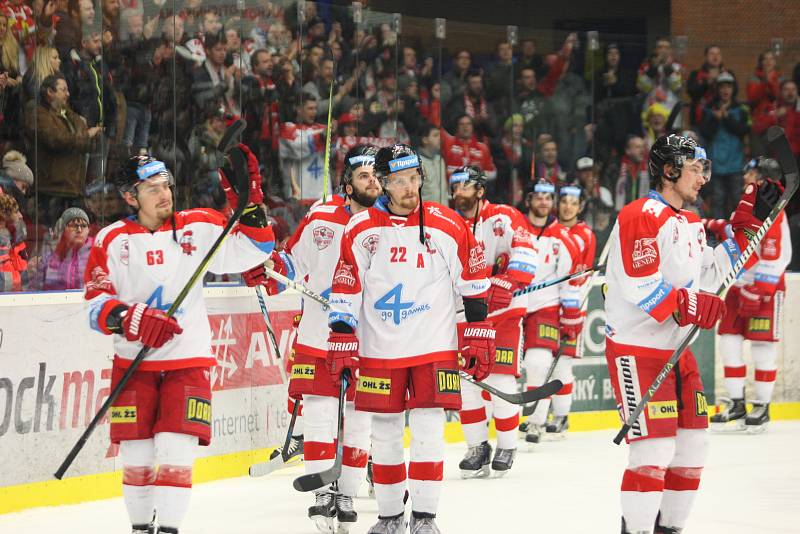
[55,120,249,479]
[461,372,563,405]
[320,78,335,204]
[249,400,301,477]
[613,126,800,445]
[254,286,287,377]
[512,263,603,298]
[261,264,332,310]
[293,373,349,492]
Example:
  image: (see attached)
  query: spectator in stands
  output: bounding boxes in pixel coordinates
[84,179,126,232]
[687,45,733,126]
[187,105,229,209]
[54,0,95,59]
[364,69,415,143]
[191,31,239,120]
[513,67,546,143]
[700,71,751,220]
[100,0,119,43]
[1,0,54,61]
[419,123,448,206]
[303,57,357,121]
[641,101,670,149]
[486,41,514,106]
[518,38,545,80]
[547,46,591,171]
[636,36,683,112]
[0,150,33,235]
[594,43,635,104]
[35,206,92,290]
[442,48,471,105]
[21,44,60,103]
[747,50,783,148]
[495,113,533,205]
[441,114,497,182]
[279,93,327,203]
[753,79,800,156]
[242,48,280,187]
[0,11,21,145]
[446,69,497,142]
[605,134,649,210]
[0,190,26,291]
[420,80,442,128]
[574,156,613,231]
[534,138,567,185]
[400,45,420,80]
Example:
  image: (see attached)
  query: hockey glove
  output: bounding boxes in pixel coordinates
[738,284,765,317]
[459,321,496,381]
[486,276,518,313]
[242,252,284,294]
[559,305,584,340]
[219,143,265,208]
[673,288,725,329]
[326,332,359,385]
[122,303,183,348]
[730,179,783,238]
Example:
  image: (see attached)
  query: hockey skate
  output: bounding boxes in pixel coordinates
[132,512,156,533]
[458,441,492,479]
[491,448,516,477]
[366,513,406,534]
[654,511,682,533]
[545,415,569,439]
[409,512,441,534]
[309,490,337,533]
[157,528,178,534]
[709,398,746,432]
[525,423,543,448]
[745,402,770,434]
[335,494,357,534]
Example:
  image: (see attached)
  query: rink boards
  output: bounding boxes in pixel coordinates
[1,278,799,514]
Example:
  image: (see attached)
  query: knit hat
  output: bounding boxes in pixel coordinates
[56,207,90,235]
[2,150,34,186]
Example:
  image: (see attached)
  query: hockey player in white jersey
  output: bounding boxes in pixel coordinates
[449,166,538,477]
[605,134,780,533]
[327,144,493,534]
[243,145,381,533]
[84,151,275,534]
[710,157,791,432]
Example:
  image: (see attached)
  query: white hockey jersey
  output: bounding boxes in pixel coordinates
[85,209,275,371]
[524,217,582,313]
[735,212,792,294]
[328,201,490,369]
[604,191,740,357]
[277,195,350,358]
[461,201,538,322]
[279,121,328,201]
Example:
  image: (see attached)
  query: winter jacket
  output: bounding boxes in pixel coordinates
[699,99,751,175]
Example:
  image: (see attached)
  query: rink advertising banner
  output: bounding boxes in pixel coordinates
[0,288,300,489]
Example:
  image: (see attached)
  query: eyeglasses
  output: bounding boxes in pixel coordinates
[67,222,89,230]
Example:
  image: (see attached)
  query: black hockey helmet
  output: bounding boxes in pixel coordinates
[374,143,426,244]
[743,156,781,181]
[341,144,378,187]
[449,165,487,194]
[648,134,711,182]
[115,155,175,195]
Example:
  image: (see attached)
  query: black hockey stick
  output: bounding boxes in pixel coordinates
[522,351,561,417]
[293,373,349,492]
[613,126,800,445]
[55,120,249,479]
[512,263,603,298]
[249,399,301,477]
[461,372,563,405]
[665,101,685,133]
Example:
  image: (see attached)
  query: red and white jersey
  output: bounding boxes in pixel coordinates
[85,209,275,371]
[736,212,791,294]
[441,129,497,181]
[461,201,538,321]
[278,197,351,357]
[564,221,597,303]
[524,217,582,313]
[604,191,739,356]
[329,201,490,369]
[279,121,327,201]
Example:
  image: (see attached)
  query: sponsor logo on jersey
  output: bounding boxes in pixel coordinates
[616,356,646,438]
[747,317,772,333]
[538,324,559,342]
[180,230,196,256]
[632,237,658,269]
[468,245,486,274]
[185,397,212,426]
[120,238,130,265]
[646,400,678,420]
[86,266,113,293]
[291,364,315,379]
[357,376,391,395]
[512,227,535,247]
[763,237,778,258]
[695,391,708,417]
[495,348,514,365]
[361,234,379,255]
[492,219,505,237]
[313,226,335,250]
[436,369,461,394]
[333,263,356,287]
[110,406,137,424]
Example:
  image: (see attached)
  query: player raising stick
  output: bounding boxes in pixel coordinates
[84,151,275,534]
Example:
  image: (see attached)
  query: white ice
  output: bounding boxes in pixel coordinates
[2,422,799,533]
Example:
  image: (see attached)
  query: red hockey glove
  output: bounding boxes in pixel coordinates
[122,303,183,348]
[673,288,725,329]
[738,284,765,317]
[459,321,496,381]
[559,306,584,340]
[326,332,359,385]
[219,143,264,208]
[487,276,518,314]
[701,218,731,242]
[242,251,285,294]
[730,179,783,238]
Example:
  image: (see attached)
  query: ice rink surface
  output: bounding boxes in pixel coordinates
[3,421,799,533]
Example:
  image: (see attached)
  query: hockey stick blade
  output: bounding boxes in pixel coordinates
[460,372,563,405]
[249,452,301,477]
[612,127,799,445]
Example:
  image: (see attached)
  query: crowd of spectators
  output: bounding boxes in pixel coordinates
[1,0,799,291]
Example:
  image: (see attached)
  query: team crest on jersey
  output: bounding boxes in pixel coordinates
[632,237,658,269]
[86,266,112,292]
[361,234,379,255]
[120,238,129,265]
[696,227,705,246]
[180,231,196,256]
[333,262,356,287]
[492,219,505,237]
[468,244,486,273]
[313,226,335,250]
